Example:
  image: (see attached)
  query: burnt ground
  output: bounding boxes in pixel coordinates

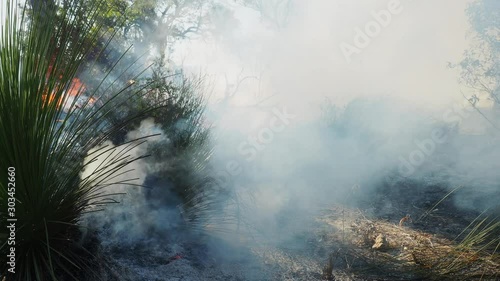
[83,180,499,281]
[250,180,499,281]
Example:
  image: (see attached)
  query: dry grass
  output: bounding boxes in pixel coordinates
[318,207,499,280]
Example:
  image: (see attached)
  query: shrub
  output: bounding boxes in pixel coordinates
[0,1,155,279]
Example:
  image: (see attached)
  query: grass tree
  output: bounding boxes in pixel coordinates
[0,1,158,279]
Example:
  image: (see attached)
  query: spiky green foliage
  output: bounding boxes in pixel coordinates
[142,62,215,211]
[438,214,500,277]
[0,1,156,279]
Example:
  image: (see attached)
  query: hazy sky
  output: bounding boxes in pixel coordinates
[0,0,475,118]
[176,0,474,122]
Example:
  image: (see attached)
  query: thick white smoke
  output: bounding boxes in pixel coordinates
[79,119,173,244]
[169,0,499,241]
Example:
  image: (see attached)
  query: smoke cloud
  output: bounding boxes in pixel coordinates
[171,0,499,241]
[78,0,499,278]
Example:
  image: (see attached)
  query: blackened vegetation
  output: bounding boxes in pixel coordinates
[322,253,335,280]
[247,178,499,281]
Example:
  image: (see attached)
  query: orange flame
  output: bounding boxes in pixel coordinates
[67,77,86,97]
[43,54,89,109]
[42,78,90,109]
[41,91,63,108]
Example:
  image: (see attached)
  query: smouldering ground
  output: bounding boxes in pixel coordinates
[245,181,500,281]
[240,205,497,281]
[87,183,499,281]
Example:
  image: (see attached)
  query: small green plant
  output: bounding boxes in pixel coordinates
[418,188,499,278]
[441,214,500,276]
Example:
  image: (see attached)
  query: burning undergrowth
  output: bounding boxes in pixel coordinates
[2,0,499,280]
[150,97,499,280]
[70,93,500,281]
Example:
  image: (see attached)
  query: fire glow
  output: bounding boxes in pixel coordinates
[41,77,96,110]
[41,55,95,110]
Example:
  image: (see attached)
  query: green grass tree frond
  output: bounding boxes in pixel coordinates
[0,1,158,279]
